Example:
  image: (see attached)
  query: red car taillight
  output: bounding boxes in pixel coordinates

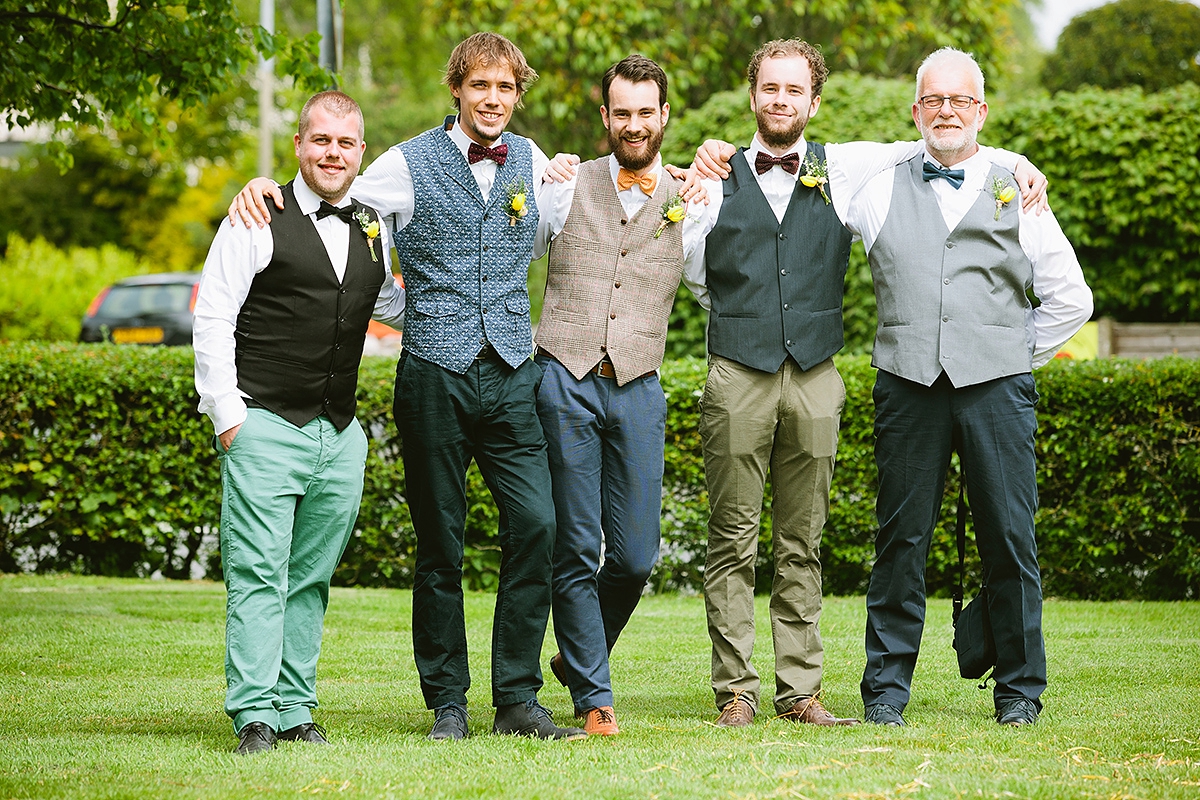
[84,286,111,318]
[189,282,200,312]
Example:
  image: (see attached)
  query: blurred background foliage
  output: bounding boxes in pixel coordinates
[2,0,1199,347]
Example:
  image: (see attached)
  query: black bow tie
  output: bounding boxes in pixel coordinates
[755,151,801,175]
[468,141,508,166]
[315,200,357,223]
[922,160,966,189]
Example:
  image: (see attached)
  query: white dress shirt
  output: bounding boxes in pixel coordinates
[194,173,406,436]
[841,146,1093,367]
[348,118,552,249]
[535,154,720,304]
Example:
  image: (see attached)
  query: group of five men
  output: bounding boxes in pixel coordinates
[194,30,1091,753]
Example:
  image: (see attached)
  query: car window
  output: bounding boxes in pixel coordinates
[99,284,193,316]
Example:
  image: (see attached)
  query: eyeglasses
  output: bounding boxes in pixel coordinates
[918,95,980,110]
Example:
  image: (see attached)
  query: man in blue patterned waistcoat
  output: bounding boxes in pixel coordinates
[227,33,584,742]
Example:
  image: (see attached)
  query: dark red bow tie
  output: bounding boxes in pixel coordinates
[755,151,801,175]
[468,141,508,166]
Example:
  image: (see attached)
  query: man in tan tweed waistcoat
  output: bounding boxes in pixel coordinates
[532,55,718,736]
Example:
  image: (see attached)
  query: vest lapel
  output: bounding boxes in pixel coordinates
[434,127,485,206]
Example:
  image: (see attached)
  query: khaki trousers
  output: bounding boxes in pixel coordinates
[701,355,844,715]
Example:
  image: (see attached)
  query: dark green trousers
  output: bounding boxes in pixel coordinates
[393,350,556,709]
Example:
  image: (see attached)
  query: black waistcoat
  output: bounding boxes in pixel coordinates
[234,181,385,430]
[704,141,852,373]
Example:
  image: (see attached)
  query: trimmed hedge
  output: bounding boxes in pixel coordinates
[1,343,1196,599]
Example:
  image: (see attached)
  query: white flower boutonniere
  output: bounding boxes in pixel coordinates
[989,176,1018,221]
[505,178,529,227]
[799,154,830,204]
[353,209,381,262]
[654,193,687,238]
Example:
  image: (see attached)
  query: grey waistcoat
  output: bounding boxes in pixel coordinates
[868,156,1035,388]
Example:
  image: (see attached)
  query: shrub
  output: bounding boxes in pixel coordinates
[1,344,1197,600]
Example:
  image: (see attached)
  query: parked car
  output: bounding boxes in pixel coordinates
[79,273,201,345]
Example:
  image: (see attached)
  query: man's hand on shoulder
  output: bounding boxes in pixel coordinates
[543,152,580,184]
[663,164,710,205]
[227,178,285,228]
[1014,157,1049,215]
[693,139,737,180]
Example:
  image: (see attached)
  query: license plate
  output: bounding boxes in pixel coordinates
[112,327,164,344]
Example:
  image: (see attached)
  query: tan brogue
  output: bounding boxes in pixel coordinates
[779,696,860,726]
[715,696,755,728]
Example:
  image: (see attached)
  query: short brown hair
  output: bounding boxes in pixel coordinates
[746,39,829,99]
[443,32,538,108]
[602,54,669,108]
[298,90,364,141]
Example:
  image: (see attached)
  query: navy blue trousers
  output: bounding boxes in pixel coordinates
[861,371,1047,713]
[393,351,556,710]
[535,355,665,713]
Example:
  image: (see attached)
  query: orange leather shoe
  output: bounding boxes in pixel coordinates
[715,697,755,728]
[583,705,620,736]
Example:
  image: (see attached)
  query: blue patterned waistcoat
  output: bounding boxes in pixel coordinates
[393,116,539,373]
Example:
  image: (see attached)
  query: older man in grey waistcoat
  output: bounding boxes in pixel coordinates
[534,55,717,736]
[840,47,1093,728]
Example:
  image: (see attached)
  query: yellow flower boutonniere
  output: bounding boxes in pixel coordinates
[505,178,529,227]
[654,193,688,238]
[989,176,1018,221]
[799,154,830,204]
[353,209,381,262]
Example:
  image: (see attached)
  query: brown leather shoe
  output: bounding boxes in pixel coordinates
[715,697,755,728]
[549,653,568,688]
[780,696,860,726]
[582,705,620,736]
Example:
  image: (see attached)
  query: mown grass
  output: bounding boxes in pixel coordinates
[1,574,1197,799]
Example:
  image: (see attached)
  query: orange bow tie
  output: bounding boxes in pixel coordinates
[616,167,658,195]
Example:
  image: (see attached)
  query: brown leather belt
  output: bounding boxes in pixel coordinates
[535,347,655,380]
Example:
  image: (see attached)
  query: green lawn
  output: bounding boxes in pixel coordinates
[1,574,1197,799]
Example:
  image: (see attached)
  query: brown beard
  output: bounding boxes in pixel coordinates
[608,125,664,172]
[755,105,809,151]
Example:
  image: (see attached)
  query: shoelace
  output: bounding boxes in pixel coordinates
[591,707,615,725]
[526,699,553,720]
[436,703,469,725]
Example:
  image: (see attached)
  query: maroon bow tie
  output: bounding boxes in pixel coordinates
[755,151,801,175]
[468,141,508,166]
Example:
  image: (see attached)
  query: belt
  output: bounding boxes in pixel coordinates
[535,347,655,381]
[475,342,495,360]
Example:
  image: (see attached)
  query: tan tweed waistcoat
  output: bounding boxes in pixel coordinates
[536,156,685,386]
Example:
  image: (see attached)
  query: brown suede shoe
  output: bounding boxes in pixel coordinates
[583,705,620,736]
[779,696,860,726]
[715,697,755,728]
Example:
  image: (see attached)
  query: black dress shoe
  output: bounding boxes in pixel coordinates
[277,722,329,744]
[428,702,470,741]
[235,721,277,755]
[493,698,586,740]
[864,704,907,727]
[996,698,1039,727]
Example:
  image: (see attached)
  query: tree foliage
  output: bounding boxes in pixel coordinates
[1043,0,1200,93]
[0,0,328,164]
[429,0,1028,154]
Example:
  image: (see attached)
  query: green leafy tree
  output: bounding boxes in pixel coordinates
[1043,0,1200,93]
[1,0,328,166]
[430,0,1027,154]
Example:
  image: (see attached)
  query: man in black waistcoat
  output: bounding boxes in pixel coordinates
[193,91,405,755]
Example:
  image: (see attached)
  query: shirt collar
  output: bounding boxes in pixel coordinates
[923,146,988,175]
[293,170,351,216]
